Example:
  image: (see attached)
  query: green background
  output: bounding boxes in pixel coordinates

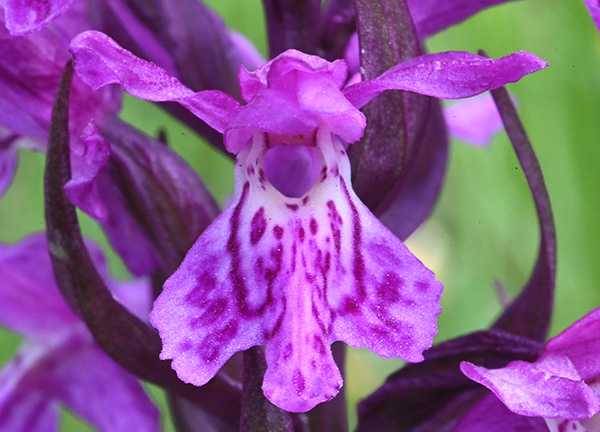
[1,0,599,429]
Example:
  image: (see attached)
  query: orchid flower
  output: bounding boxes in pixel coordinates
[0,233,159,431]
[1,3,221,277]
[68,29,546,412]
[444,95,505,146]
[0,6,119,198]
[460,307,600,431]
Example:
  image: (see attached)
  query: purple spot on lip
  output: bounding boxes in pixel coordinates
[313,335,326,355]
[320,166,327,181]
[199,320,238,362]
[185,271,217,308]
[273,225,284,239]
[283,343,293,361]
[179,341,192,352]
[302,196,309,205]
[250,207,267,245]
[298,226,305,242]
[269,297,286,338]
[372,305,405,331]
[376,272,404,304]
[310,218,318,235]
[293,369,306,395]
[199,334,220,362]
[415,281,430,292]
[198,298,228,325]
[340,296,361,315]
[286,203,299,211]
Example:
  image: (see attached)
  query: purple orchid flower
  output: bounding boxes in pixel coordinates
[0,233,159,431]
[2,0,80,35]
[444,94,505,146]
[68,29,546,412]
[1,3,221,277]
[0,6,119,198]
[459,308,600,431]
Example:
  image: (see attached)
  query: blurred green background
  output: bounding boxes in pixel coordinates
[1,0,599,430]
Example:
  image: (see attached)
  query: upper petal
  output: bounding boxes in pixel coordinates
[69,31,240,133]
[343,51,547,109]
[228,50,364,154]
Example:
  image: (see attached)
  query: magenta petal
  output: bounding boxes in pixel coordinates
[65,122,111,221]
[0,345,58,432]
[451,393,548,432]
[584,0,600,32]
[0,16,119,147]
[444,94,503,146]
[461,356,600,420]
[5,0,78,35]
[69,31,240,133]
[0,234,77,337]
[49,344,159,432]
[544,308,600,380]
[0,392,57,432]
[152,127,442,412]
[343,51,547,109]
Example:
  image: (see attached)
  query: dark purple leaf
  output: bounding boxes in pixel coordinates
[319,0,356,61]
[95,117,220,276]
[262,0,322,57]
[374,97,448,240]
[489,80,556,342]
